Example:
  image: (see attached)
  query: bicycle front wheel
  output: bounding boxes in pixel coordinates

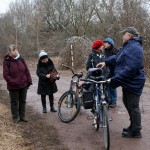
[102,105,110,150]
[58,90,80,123]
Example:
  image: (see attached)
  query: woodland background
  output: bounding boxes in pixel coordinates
[0,0,150,76]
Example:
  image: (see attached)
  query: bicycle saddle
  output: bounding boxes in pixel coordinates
[88,68,103,76]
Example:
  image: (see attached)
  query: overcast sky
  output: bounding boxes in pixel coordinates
[0,0,16,14]
[0,0,150,14]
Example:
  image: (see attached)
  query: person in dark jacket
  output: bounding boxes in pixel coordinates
[3,44,32,123]
[97,27,146,138]
[86,40,105,70]
[103,37,118,108]
[86,39,109,78]
[36,50,58,113]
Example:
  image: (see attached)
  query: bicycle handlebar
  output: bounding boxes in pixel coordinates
[80,78,111,84]
[62,64,75,74]
[72,72,83,78]
[89,75,105,81]
[61,64,83,78]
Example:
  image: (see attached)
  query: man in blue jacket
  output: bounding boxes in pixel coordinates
[97,27,146,138]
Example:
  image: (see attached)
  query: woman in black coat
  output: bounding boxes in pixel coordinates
[36,50,58,113]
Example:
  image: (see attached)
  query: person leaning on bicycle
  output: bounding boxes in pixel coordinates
[86,39,109,79]
[97,27,146,138]
[84,39,110,117]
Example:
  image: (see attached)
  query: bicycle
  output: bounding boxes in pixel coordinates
[80,68,110,150]
[58,64,83,123]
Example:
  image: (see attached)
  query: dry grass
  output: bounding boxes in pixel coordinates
[145,79,150,87]
[0,89,68,150]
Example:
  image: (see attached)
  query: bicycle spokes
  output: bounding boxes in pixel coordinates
[58,91,80,123]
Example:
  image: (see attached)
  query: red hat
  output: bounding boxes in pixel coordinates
[92,40,104,50]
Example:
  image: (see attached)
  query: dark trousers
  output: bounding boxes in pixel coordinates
[108,85,117,104]
[9,88,27,120]
[41,94,54,109]
[122,88,141,131]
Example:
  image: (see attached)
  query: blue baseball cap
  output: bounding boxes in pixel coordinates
[104,37,114,46]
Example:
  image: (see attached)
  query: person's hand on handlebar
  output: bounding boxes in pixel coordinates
[106,78,111,83]
[96,62,106,68]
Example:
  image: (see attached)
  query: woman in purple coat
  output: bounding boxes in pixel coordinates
[3,44,32,123]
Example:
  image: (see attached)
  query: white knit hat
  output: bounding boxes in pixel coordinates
[39,50,48,60]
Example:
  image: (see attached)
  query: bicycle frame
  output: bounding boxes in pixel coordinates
[81,77,110,150]
[62,64,83,95]
[70,77,78,92]
[94,83,108,127]
[58,65,83,123]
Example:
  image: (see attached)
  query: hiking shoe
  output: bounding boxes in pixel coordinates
[109,103,117,108]
[123,125,132,133]
[43,108,47,113]
[20,118,28,122]
[51,107,57,112]
[13,118,20,123]
[122,130,142,138]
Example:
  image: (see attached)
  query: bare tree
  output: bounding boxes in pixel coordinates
[0,0,150,60]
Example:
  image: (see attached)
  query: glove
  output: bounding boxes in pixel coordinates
[106,78,111,83]
[27,82,32,89]
[56,74,60,80]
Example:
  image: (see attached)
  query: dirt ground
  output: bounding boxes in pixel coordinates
[0,65,150,150]
[0,75,68,150]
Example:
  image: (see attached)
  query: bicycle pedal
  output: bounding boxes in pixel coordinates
[87,115,93,120]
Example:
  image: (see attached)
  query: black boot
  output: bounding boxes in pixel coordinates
[20,118,28,122]
[51,107,57,112]
[41,95,47,113]
[49,95,57,112]
[43,108,47,113]
[13,117,20,123]
[123,124,132,133]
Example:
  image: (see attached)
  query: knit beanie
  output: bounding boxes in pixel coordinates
[39,50,48,60]
[92,40,104,50]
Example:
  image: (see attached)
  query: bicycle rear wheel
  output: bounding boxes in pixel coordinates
[102,105,110,150]
[58,90,80,123]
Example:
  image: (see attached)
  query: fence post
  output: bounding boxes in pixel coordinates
[70,44,74,68]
